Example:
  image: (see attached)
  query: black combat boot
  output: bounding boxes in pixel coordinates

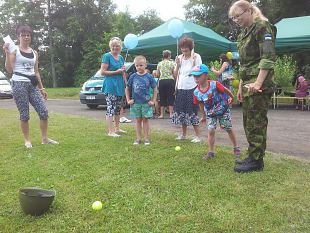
[234,157,264,173]
[235,157,252,165]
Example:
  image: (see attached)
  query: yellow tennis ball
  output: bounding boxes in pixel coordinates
[92,201,103,210]
[175,146,181,151]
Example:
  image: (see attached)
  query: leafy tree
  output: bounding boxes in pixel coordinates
[185,0,235,39]
[0,0,116,87]
[135,9,163,35]
[111,11,136,39]
[258,0,310,24]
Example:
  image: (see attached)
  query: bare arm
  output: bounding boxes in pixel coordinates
[125,86,134,104]
[247,69,269,93]
[151,87,158,103]
[237,79,243,102]
[173,56,181,78]
[156,67,161,79]
[223,86,234,104]
[211,62,228,76]
[199,103,206,117]
[100,63,124,76]
[3,43,16,73]
[34,51,48,99]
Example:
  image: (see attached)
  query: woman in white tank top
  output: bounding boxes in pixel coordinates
[3,25,58,148]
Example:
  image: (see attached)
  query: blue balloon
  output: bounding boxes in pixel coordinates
[124,34,138,49]
[168,19,184,38]
[232,52,239,60]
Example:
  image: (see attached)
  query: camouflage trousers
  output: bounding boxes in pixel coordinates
[242,93,272,160]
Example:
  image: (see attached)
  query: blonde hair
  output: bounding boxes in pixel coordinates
[134,55,147,64]
[229,0,268,21]
[109,37,122,49]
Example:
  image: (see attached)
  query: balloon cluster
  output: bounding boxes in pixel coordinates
[226,51,239,60]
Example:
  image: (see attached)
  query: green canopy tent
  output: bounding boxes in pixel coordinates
[126,18,236,60]
[275,16,310,54]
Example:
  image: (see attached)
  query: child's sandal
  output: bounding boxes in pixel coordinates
[202,152,215,160]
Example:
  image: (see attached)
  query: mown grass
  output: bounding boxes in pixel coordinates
[46,88,80,100]
[0,109,309,233]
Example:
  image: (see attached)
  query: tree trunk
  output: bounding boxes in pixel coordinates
[47,0,57,87]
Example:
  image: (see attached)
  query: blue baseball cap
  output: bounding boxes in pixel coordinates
[191,64,209,76]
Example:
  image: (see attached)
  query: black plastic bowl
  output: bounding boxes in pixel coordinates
[19,187,56,216]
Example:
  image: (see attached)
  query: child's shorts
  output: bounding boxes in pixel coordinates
[207,110,232,131]
[130,103,153,118]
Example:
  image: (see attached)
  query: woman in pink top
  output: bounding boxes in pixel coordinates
[295,75,308,109]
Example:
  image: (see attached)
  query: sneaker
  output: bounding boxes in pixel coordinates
[176,135,186,140]
[25,142,33,148]
[120,117,132,123]
[144,140,150,145]
[42,138,59,145]
[191,137,201,143]
[133,139,141,145]
[233,147,241,157]
[115,129,127,134]
[202,152,215,160]
[107,132,121,137]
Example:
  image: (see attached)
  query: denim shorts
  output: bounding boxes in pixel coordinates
[207,109,232,130]
[130,104,153,118]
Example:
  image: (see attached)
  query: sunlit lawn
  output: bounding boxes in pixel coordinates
[0,109,309,232]
[46,87,80,100]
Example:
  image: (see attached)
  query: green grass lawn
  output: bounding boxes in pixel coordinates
[46,87,80,100]
[0,109,309,232]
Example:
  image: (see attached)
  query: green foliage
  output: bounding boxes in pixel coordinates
[74,32,112,87]
[207,60,221,80]
[1,109,310,232]
[135,9,163,35]
[274,55,297,90]
[302,64,310,81]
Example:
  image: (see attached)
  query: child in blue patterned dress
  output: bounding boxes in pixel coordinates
[192,64,240,160]
[125,56,158,145]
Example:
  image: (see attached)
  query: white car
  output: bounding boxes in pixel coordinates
[0,71,12,98]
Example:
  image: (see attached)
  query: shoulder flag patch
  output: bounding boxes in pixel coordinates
[264,34,272,40]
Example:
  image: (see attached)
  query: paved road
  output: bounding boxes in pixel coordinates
[1,98,309,159]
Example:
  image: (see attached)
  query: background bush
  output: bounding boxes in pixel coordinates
[274,55,297,91]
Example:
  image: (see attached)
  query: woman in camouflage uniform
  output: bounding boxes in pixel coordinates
[229,0,276,173]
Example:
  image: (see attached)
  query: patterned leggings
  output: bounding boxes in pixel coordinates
[12,81,48,121]
[105,93,123,117]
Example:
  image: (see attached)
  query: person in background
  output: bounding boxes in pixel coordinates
[151,70,160,117]
[100,37,126,137]
[172,36,202,143]
[156,50,175,119]
[125,56,157,145]
[3,25,58,148]
[229,0,276,172]
[192,64,240,160]
[211,53,234,91]
[294,75,308,110]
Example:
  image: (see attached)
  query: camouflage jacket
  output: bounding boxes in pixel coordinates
[237,19,277,92]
